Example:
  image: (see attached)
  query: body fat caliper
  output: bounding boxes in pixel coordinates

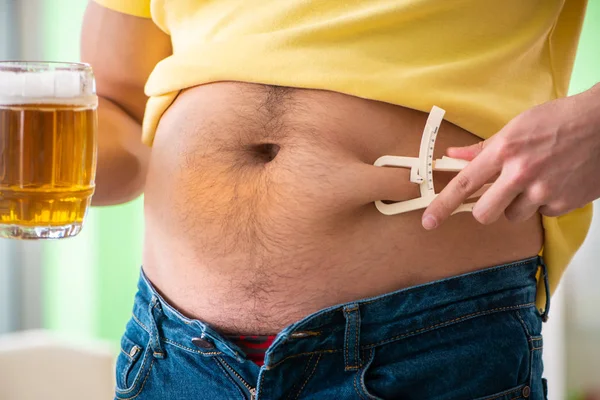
[373,106,490,216]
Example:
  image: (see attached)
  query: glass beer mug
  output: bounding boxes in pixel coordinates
[0,61,97,239]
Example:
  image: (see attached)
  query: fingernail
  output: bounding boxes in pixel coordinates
[422,215,437,230]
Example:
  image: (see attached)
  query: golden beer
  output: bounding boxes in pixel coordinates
[0,62,97,239]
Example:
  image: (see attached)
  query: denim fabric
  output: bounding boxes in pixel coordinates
[115,256,549,400]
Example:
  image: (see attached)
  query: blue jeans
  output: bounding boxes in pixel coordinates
[115,256,549,399]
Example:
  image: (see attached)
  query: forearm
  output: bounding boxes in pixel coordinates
[565,82,600,165]
[93,96,150,206]
[80,1,171,206]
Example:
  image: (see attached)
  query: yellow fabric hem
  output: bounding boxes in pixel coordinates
[92,0,151,18]
[535,205,593,311]
[142,93,179,146]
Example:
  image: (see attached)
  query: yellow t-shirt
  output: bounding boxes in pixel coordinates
[94,0,593,310]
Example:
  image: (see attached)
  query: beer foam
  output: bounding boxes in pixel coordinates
[0,70,97,106]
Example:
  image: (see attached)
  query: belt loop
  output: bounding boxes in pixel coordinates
[149,296,166,358]
[539,257,550,323]
[343,303,362,371]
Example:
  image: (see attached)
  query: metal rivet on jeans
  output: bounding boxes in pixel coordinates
[192,337,215,349]
[129,345,140,357]
[290,332,310,339]
[522,386,531,398]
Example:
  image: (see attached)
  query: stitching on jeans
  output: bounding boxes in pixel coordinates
[257,367,266,397]
[116,347,152,394]
[354,372,368,400]
[162,338,222,355]
[119,353,131,389]
[132,314,150,334]
[354,349,373,399]
[266,349,341,370]
[344,314,350,370]
[286,354,314,400]
[120,348,134,361]
[115,358,155,399]
[355,308,360,369]
[286,354,315,400]
[149,301,164,356]
[515,309,536,391]
[480,385,524,400]
[344,307,361,370]
[123,359,155,400]
[532,346,543,351]
[359,349,382,400]
[118,343,140,389]
[213,358,246,400]
[358,350,371,400]
[364,303,535,349]
[219,357,256,396]
[293,353,321,400]
[514,309,532,340]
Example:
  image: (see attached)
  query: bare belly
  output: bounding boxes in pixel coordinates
[142,82,543,334]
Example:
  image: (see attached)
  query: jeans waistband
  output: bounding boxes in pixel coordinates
[131,256,547,368]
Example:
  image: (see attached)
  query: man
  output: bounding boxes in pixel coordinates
[84,1,594,399]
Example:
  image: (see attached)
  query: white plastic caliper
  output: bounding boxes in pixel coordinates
[373,106,489,216]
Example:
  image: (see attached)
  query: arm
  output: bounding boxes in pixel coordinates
[422,83,600,229]
[81,1,171,205]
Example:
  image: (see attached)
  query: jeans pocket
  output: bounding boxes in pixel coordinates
[115,319,154,399]
[472,384,530,400]
[358,307,540,400]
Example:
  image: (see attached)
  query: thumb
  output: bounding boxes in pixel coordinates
[446,140,488,161]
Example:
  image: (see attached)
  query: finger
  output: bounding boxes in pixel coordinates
[422,153,501,229]
[471,171,523,224]
[446,140,488,161]
[504,192,540,222]
[539,203,571,217]
[486,172,501,184]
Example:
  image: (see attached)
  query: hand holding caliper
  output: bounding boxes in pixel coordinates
[422,84,600,230]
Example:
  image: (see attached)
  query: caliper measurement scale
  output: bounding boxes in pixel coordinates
[374,106,489,216]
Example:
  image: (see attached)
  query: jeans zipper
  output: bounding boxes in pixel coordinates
[218,357,257,400]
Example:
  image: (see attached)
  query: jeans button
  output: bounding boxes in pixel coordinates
[522,386,531,398]
[192,337,215,349]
